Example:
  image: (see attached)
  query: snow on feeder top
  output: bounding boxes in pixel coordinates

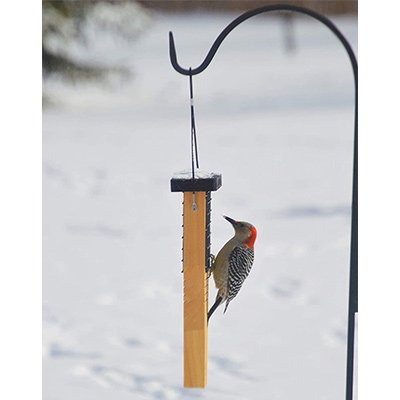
[171,169,222,192]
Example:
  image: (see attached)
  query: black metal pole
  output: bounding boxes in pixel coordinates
[169,5,357,399]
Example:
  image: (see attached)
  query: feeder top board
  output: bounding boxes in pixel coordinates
[171,169,222,192]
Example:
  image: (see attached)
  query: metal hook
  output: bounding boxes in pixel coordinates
[169,4,357,83]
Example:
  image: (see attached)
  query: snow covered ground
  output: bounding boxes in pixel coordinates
[43,10,357,400]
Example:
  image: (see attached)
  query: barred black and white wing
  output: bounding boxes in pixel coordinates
[224,245,254,313]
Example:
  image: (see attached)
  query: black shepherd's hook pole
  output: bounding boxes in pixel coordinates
[169,4,357,400]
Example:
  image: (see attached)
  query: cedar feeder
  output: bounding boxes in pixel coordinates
[169,4,358,397]
[171,170,221,388]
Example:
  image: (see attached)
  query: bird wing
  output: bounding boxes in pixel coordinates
[224,245,254,312]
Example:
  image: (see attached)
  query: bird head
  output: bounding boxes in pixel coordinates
[224,215,257,248]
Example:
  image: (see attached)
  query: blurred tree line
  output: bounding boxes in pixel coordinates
[42,0,149,81]
[137,0,357,14]
[43,0,355,82]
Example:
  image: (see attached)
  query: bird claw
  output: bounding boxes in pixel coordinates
[206,254,216,276]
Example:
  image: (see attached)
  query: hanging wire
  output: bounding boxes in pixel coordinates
[189,68,200,180]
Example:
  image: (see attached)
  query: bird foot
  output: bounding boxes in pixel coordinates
[206,254,216,276]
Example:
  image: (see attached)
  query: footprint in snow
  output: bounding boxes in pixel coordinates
[270,277,301,299]
[66,223,127,238]
[209,356,256,382]
[73,364,180,399]
[43,163,72,188]
[50,343,101,360]
[44,163,108,197]
[322,320,347,347]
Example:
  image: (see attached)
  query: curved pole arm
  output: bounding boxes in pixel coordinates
[169,3,357,87]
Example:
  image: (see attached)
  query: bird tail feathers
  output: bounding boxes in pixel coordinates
[223,300,230,314]
[208,296,223,322]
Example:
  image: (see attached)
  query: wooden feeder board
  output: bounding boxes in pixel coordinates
[171,172,222,388]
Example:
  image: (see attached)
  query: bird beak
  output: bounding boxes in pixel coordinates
[223,215,237,226]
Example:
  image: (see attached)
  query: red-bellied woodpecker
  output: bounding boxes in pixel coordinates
[208,216,257,321]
